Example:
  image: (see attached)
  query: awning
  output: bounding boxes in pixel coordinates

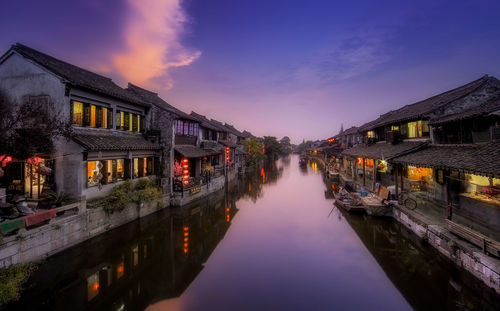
[73,131,160,151]
[174,145,211,158]
[203,148,222,156]
[341,141,427,160]
[391,142,500,178]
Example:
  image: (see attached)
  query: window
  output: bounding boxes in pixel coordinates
[176,120,199,136]
[132,245,139,267]
[407,120,429,138]
[133,158,139,178]
[73,101,111,129]
[87,161,100,187]
[391,125,399,131]
[367,131,375,138]
[73,101,83,125]
[116,159,125,181]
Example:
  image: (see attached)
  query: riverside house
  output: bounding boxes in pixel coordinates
[340,75,500,239]
[0,44,161,202]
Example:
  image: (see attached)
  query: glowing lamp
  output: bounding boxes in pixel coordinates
[92,283,99,291]
[117,266,124,274]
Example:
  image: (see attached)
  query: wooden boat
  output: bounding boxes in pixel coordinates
[326,169,339,181]
[299,158,307,167]
[333,191,365,213]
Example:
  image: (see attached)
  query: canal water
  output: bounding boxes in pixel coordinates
[6,155,500,311]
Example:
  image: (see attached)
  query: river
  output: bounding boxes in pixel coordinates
[6,155,500,311]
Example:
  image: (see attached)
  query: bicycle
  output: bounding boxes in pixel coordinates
[382,190,417,210]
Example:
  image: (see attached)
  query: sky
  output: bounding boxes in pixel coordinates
[1,0,500,143]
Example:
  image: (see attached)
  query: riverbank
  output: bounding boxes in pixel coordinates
[328,163,500,295]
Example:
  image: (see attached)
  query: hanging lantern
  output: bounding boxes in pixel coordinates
[182,158,190,185]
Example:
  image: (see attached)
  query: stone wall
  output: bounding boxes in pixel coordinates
[393,207,500,294]
[0,196,169,268]
[171,175,226,206]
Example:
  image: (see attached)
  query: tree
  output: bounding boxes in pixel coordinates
[241,138,266,167]
[263,136,282,160]
[0,91,72,162]
[279,136,292,155]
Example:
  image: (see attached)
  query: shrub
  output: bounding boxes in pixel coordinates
[103,180,163,214]
[0,263,38,306]
[135,178,151,190]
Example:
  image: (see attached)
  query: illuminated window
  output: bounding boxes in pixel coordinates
[87,272,100,301]
[106,160,113,184]
[116,159,125,181]
[407,120,429,138]
[133,158,139,178]
[137,115,141,132]
[407,165,433,181]
[102,107,108,128]
[364,158,374,167]
[73,101,83,125]
[129,113,133,132]
[367,131,375,138]
[87,161,100,187]
[90,105,96,127]
[143,158,147,176]
[391,125,399,131]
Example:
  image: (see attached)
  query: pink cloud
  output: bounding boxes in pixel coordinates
[112,0,201,89]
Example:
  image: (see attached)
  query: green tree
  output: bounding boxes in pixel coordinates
[241,138,266,166]
[263,136,282,160]
[279,136,292,155]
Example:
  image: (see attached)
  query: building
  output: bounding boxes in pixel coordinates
[0,44,161,201]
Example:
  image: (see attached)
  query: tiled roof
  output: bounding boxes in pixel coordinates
[73,131,160,151]
[241,130,254,138]
[335,126,359,138]
[210,119,230,132]
[391,142,500,178]
[342,141,427,160]
[223,123,243,137]
[126,84,196,121]
[9,44,149,107]
[429,96,500,125]
[174,145,211,158]
[359,75,493,131]
[189,112,221,131]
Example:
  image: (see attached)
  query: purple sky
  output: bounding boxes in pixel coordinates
[1,0,500,143]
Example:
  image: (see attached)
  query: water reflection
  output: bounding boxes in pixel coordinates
[6,156,499,311]
[6,161,283,311]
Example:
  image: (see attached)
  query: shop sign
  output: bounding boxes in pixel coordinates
[190,186,201,194]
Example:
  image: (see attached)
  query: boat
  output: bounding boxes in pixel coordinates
[299,158,307,167]
[326,169,339,181]
[333,189,365,213]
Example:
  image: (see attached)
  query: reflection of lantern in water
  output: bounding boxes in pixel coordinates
[226,207,230,222]
[183,226,189,254]
[261,167,265,183]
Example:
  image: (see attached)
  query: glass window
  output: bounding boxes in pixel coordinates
[391,125,399,131]
[133,158,139,178]
[73,101,83,126]
[129,113,133,132]
[90,105,96,127]
[408,122,418,138]
[189,123,194,135]
[183,122,189,135]
[194,123,199,135]
[106,160,113,184]
[87,161,100,187]
[367,131,375,138]
[116,159,125,181]
[116,111,121,130]
[102,107,107,128]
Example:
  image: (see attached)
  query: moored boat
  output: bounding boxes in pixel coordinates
[333,188,365,213]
